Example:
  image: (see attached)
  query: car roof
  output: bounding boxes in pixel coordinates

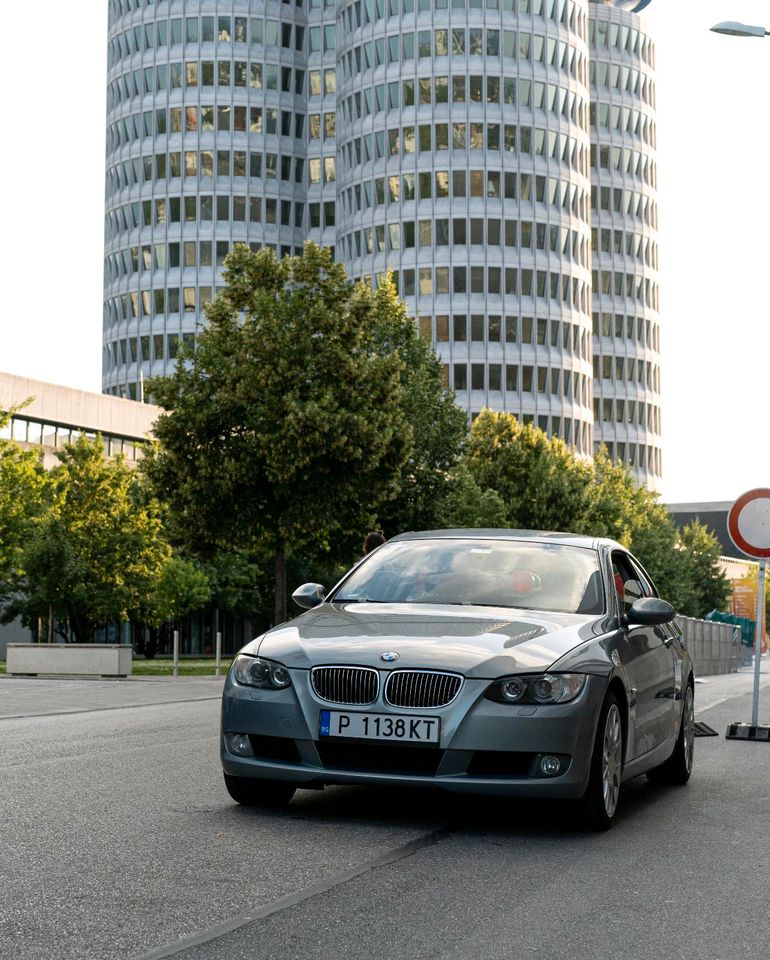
[389,529,625,552]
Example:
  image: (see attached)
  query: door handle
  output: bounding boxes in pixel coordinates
[663,636,673,647]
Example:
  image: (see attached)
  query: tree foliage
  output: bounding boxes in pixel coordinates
[0,408,48,604]
[371,276,469,535]
[143,556,211,627]
[464,410,594,530]
[582,448,650,545]
[144,243,413,622]
[0,435,204,642]
[431,464,509,530]
[461,410,730,615]
[677,520,731,617]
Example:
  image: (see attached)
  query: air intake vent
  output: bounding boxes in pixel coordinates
[384,670,463,708]
[311,666,379,705]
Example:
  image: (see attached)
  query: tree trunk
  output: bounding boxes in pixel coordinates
[274,540,287,625]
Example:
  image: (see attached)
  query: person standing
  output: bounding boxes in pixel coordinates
[363,530,386,555]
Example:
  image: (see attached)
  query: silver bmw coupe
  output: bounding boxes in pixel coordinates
[221,530,694,829]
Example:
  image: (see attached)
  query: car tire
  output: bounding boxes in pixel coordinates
[224,774,296,807]
[578,690,623,831]
[646,680,694,786]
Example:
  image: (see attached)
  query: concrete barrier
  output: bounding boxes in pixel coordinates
[6,644,132,677]
[677,618,742,676]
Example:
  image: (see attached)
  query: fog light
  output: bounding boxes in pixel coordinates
[538,754,562,777]
[226,733,254,757]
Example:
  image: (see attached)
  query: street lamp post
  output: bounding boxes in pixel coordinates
[713,22,770,740]
[710,21,767,39]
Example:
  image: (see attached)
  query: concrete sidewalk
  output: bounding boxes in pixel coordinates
[693,662,770,716]
[1,662,768,722]
[0,675,225,719]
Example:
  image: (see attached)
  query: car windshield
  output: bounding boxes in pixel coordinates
[333,538,604,615]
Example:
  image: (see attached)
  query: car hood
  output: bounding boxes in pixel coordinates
[249,602,607,678]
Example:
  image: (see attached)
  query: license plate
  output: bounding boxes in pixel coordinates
[319,710,440,744]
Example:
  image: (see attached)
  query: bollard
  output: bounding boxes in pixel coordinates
[172,629,179,677]
[215,631,222,677]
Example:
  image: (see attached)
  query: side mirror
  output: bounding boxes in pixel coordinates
[626,597,676,626]
[291,583,326,610]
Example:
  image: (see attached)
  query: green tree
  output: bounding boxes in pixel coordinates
[626,501,695,612]
[8,437,178,642]
[144,243,411,623]
[464,410,594,531]
[202,550,263,621]
[143,556,212,626]
[584,447,651,546]
[677,520,731,617]
[432,464,509,529]
[371,276,469,535]
[0,409,48,622]
[459,417,728,616]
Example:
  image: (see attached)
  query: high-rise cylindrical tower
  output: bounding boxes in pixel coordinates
[588,0,661,488]
[103,0,662,488]
[103,1,310,399]
[335,0,595,455]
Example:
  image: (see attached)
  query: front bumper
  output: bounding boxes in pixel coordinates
[220,671,608,800]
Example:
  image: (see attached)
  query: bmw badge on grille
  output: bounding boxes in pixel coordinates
[379,651,400,662]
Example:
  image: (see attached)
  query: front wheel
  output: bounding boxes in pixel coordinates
[647,681,694,786]
[578,691,623,831]
[224,774,296,807]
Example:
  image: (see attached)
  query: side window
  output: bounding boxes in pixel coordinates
[611,552,651,613]
[627,557,655,599]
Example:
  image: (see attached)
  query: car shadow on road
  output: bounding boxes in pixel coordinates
[222,774,675,839]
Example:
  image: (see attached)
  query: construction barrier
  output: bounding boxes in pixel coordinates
[677,617,743,677]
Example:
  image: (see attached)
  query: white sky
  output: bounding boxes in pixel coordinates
[1,1,768,504]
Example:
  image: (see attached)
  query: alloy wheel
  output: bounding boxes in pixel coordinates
[602,703,623,817]
[683,684,695,773]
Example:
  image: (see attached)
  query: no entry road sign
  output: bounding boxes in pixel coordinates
[727,488,770,559]
[727,489,770,734]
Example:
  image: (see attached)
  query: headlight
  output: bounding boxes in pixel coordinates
[486,673,587,705]
[232,654,292,689]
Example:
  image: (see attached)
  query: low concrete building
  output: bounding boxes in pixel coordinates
[667,501,733,556]
[1,371,160,469]
[0,372,161,657]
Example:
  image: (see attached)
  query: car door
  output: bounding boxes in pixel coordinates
[612,551,676,760]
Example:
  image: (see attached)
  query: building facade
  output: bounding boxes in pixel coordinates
[0,371,159,469]
[588,0,661,488]
[103,0,661,487]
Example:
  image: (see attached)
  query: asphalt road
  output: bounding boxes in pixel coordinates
[1,669,768,960]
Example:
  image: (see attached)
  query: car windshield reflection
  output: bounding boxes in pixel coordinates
[332,539,605,615]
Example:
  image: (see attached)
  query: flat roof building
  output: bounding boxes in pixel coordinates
[0,372,159,469]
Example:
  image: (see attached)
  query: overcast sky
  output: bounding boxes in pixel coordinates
[1,1,769,504]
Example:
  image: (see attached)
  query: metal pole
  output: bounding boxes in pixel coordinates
[215,631,222,677]
[751,559,765,726]
[172,628,179,678]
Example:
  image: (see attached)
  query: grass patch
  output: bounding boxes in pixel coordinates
[0,658,231,677]
[132,657,232,677]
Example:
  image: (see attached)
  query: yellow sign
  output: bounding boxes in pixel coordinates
[732,578,758,619]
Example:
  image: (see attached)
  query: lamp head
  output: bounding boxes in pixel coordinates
[710,21,767,39]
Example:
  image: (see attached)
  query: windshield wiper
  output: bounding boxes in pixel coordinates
[459,602,537,610]
[333,597,386,603]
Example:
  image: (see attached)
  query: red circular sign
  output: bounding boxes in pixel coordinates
[727,489,770,558]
